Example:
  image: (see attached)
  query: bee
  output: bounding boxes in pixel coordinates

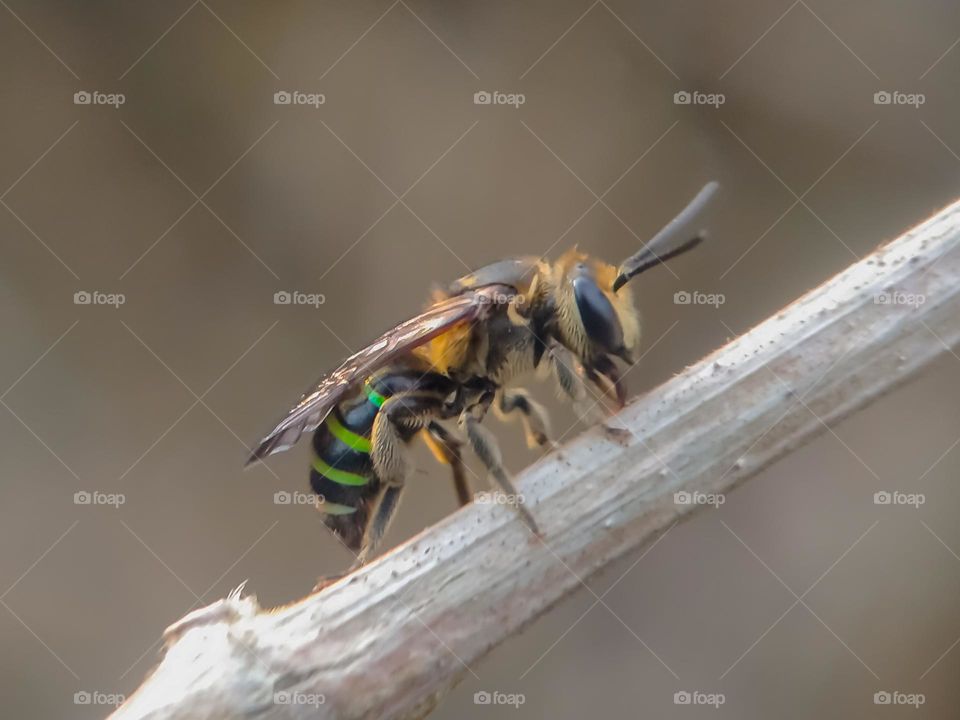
[247,182,718,569]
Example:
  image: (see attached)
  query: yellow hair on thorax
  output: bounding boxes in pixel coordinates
[410,288,474,374]
[412,321,473,374]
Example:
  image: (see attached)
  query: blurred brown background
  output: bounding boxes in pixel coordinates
[2,1,960,718]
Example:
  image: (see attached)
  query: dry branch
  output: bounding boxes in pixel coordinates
[111,196,960,720]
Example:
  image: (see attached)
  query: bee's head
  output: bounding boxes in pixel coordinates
[552,248,640,368]
[546,182,719,408]
[546,247,641,415]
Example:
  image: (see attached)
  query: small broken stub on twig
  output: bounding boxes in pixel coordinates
[162,585,258,645]
[602,424,632,445]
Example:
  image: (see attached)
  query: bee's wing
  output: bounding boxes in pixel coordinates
[246,285,509,465]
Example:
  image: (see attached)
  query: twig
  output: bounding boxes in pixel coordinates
[111,196,960,720]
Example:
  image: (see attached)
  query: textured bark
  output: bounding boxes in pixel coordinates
[111,196,960,720]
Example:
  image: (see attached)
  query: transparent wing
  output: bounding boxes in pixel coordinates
[246,285,510,464]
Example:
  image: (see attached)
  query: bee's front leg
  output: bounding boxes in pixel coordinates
[587,355,626,410]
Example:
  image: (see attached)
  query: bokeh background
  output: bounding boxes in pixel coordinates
[2,2,960,718]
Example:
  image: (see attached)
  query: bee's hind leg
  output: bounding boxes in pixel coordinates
[348,391,447,570]
[348,485,404,570]
[312,485,406,590]
[460,411,541,537]
[314,391,451,590]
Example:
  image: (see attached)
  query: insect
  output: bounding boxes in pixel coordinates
[247,181,718,570]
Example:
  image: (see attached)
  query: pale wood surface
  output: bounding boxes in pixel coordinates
[111,196,960,720]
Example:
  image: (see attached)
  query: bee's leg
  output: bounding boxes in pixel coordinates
[314,485,406,587]
[343,391,445,569]
[369,391,446,486]
[547,343,609,421]
[460,411,541,536]
[350,485,404,569]
[422,421,471,506]
[549,344,584,404]
[494,388,556,450]
[587,355,627,410]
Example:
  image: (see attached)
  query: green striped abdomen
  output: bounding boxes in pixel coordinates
[309,379,383,550]
[308,368,452,551]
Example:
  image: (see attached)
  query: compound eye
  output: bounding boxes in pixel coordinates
[572,275,624,354]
